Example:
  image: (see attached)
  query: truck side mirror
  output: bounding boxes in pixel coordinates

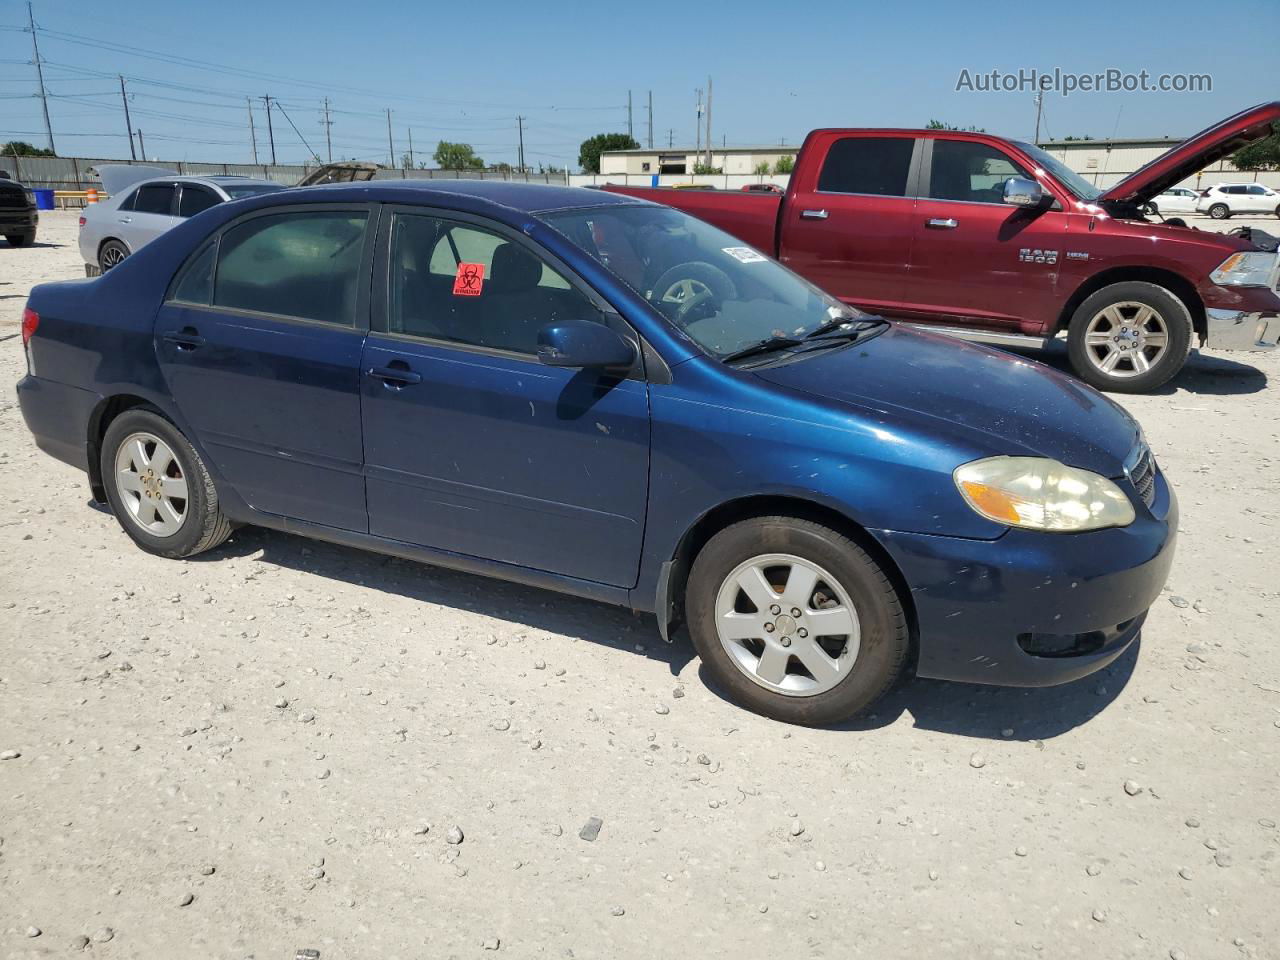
[1003,177,1048,208]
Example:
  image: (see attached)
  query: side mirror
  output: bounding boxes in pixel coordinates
[1003,176,1048,208]
[537,319,636,370]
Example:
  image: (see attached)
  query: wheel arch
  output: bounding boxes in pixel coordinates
[97,235,131,261]
[86,394,161,501]
[1055,266,1206,342]
[656,494,918,665]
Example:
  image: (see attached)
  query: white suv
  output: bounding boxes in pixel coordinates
[1196,182,1280,219]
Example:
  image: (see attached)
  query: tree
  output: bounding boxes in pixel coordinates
[2,140,56,157]
[773,155,795,174]
[578,133,639,174]
[692,162,722,175]
[1232,121,1280,172]
[926,119,985,132]
[434,140,485,170]
[753,160,771,175]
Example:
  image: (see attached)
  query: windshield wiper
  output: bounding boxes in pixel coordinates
[721,336,806,364]
[802,316,882,340]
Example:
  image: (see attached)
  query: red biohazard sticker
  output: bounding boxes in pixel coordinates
[452,262,485,296]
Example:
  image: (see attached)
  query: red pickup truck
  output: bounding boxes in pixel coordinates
[603,102,1280,392]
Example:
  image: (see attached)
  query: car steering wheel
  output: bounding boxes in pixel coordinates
[652,261,738,325]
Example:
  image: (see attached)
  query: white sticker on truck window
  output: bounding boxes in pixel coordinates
[722,246,767,263]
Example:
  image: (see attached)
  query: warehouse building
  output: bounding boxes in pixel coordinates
[599,145,797,177]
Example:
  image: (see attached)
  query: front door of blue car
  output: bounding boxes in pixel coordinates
[360,208,651,588]
[155,204,374,531]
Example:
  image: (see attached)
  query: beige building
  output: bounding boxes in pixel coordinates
[599,145,798,176]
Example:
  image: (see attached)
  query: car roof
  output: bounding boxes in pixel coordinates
[282,178,648,215]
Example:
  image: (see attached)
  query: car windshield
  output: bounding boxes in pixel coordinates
[1012,141,1104,202]
[221,182,286,199]
[541,204,867,360]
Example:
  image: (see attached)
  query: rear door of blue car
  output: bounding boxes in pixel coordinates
[154,203,375,531]
[359,205,651,588]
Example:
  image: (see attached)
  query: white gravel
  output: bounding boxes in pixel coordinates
[1,210,1278,957]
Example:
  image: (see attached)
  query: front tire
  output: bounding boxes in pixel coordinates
[686,517,908,726]
[1208,203,1229,220]
[1066,282,1192,393]
[5,232,33,247]
[98,238,130,271]
[101,408,232,559]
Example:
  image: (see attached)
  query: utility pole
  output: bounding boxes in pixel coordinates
[135,128,146,160]
[1033,91,1043,145]
[627,91,633,140]
[705,76,713,169]
[247,97,258,164]
[647,91,653,149]
[119,75,136,160]
[386,109,394,168]
[262,95,276,165]
[26,2,55,154]
[516,116,525,173]
[407,127,414,169]
[322,96,333,162]
[668,128,674,148]
[694,88,702,160]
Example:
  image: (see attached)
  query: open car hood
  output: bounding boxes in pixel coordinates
[1098,101,1280,206]
[91,164,177,197]
[295,161,378,187]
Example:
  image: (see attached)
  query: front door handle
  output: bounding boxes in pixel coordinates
[118,217,132,224]
[800,209,829,220]
[926,217,959,229]
[368,365,422,386]
[163,329,205,350]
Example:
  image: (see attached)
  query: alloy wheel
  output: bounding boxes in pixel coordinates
[1082,302,1170,379]
[113,432,189,537]
[714,553,860,697]
[101,245,127,270]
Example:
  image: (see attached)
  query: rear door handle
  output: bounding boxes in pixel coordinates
[368,365,422,386]
[118,217,132,224]
[800,209,829,220]
[926,218,959,229]
[163,330,205,350]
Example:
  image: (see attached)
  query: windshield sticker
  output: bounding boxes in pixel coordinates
[452,262,485,296]
[722,246,768,264]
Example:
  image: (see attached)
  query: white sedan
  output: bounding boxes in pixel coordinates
[1145,187,1200,217]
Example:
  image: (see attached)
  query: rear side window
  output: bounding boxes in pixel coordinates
[928,140,1029,203]
[817,137,914,196]
[133,184,175,215]
[212,210,368,326]
[179,185,221,218]
[170,242,216,305]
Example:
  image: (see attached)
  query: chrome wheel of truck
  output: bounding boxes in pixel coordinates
[1066,282,1193,394]
[1082,302,1170,380]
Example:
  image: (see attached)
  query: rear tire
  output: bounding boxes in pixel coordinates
[98,238,130,272]
[5,232,33,247]
[101,408,233,559]
[685,516,908,726]
[1066,282,1192,394]
[1208,203,1229,220]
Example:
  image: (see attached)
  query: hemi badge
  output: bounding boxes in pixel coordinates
[1066,251,1090,261]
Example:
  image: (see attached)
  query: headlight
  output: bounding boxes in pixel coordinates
[1210,252,1277,288]
[954,456,1135,532]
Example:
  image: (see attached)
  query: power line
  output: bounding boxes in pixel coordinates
[273,100,318,161]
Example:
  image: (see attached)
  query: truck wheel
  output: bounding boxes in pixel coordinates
[685,516,908,726]
[5,233,32,247]
[101,408,233,559]
[1208,203,1229,220]
[1066,282,1192,393]
[99,239,130,272]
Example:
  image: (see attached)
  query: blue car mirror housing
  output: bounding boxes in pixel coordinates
[537,319,637,369]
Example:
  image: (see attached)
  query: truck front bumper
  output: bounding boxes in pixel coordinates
[1205,308,1279,351]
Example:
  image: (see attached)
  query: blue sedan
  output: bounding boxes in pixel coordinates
[15,180,1176,724]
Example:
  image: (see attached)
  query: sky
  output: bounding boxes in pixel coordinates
[1,0,1275,169]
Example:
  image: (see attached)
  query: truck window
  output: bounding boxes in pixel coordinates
[817,137,914,196]
[928,140,1029,204]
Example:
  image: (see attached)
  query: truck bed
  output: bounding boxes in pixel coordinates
[599,185,783,255]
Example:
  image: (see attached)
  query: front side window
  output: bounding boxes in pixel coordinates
[178,185,220,218]
[929,140,1030,204]
[133,184,175,216]
[388,214,597,354]
[213,210,368,325]
[544,204,867,360]
[817,137,914,196]
[1248,185,1268,195]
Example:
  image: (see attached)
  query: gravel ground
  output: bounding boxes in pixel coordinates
[1,211,1278,959]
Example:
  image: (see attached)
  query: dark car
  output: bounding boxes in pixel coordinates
[0,168,39,247]
[16,180,1176,725]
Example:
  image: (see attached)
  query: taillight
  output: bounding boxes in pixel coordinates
[78,216,86,227]
[21,306,39,346]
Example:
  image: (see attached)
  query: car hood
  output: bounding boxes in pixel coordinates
[1099,101,1280,206]
[751,324,1141,476]
[91,164,177,197]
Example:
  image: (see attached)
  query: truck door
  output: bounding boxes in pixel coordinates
[906,138,1070,332]
[778,134,919,312]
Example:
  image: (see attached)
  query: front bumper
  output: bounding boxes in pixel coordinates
[873,469,1177,687]
[1205,308,1279,351]
[0,210,37,234]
